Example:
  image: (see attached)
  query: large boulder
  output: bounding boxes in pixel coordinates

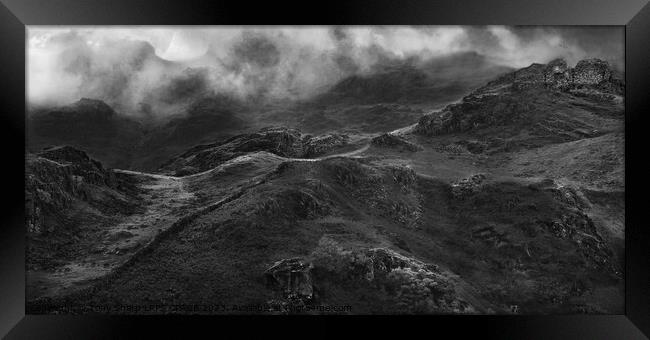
[264,258,314,300]
[451,174,486,199]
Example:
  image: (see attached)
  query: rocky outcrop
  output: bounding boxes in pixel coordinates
[159,127,303,175]
[26,155,76,235]
[233,126,304,157]
[371,133,422,152]
[264,243,478,314]
[414,93,537,136]
[455,140,489,154]
[311,241,477,314]
[451,174,487,199]
[26,146,135,235]
[534,180,620,275]
[37,146,117,187]
[254,187,331,220]
[26,146,140,270]
[572,59,615,86]
[540,211,618,274]
[476,58,623,94]
[302,133,349,157]
[160,127,352,176]
[510,63,547,90]
[544,59,572,89]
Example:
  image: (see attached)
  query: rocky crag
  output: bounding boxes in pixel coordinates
[158,127,353,176]
[26,146,141,269]
[414,58,624,147]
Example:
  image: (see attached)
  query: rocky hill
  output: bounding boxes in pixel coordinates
[315,52,512,106]
[414,59,623,147]
[26,146,141,270]
[158,127,356,176]
[28,99,145,169]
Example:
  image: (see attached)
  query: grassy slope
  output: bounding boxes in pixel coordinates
[36,147,623,314]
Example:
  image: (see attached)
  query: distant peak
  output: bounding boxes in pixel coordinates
[39,145,95,165]
[548,58,567,64]
[68,98,116,117]
[41,145,87,155]
[74,97,111,107]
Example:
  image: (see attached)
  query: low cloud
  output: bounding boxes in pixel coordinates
[27,26,624,119]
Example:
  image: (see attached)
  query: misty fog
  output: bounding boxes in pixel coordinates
[27,26,624,120]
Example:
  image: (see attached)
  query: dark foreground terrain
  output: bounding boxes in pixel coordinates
[26,58,624,314]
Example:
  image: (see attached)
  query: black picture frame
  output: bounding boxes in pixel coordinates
[1,0,649,338]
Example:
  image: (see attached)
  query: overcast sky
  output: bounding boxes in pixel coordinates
[27,26,624,115]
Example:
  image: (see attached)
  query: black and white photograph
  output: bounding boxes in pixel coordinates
[24,25,626,315]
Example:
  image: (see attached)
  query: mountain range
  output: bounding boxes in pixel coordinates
[27,52,511,171]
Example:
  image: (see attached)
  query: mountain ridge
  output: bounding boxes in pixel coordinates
[26,57,625,314]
